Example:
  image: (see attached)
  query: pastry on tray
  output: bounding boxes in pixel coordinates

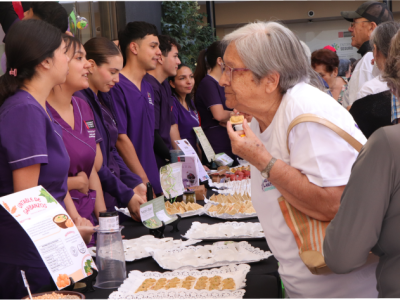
[165,201,203,215]
[207,201,255,215]
[209,193,251,204]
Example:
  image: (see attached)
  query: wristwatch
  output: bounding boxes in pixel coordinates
[261,157,277,179]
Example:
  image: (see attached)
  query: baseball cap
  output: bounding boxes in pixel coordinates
[341,2,393,25]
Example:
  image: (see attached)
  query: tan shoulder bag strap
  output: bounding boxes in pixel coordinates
[286,113,362,154]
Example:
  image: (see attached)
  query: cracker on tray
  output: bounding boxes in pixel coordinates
[165,201,203,215]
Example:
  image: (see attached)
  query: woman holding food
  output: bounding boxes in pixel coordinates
[194,41,236,162]
[221,21,377,297]
[0,20,91,299]
[75,37,146,221]
[169,64,200,152]
[46,35,107,244]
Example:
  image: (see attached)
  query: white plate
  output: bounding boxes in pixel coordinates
[152,242,273,270]
[182,221,265,240]
[115,205,205,219]
[88,235,201,262]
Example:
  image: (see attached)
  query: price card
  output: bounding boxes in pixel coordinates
[175,139,210,182]
[193,127,216,162]
[0,186,96,290]
[140,196,177,229]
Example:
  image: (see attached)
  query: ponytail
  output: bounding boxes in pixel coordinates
[0,19,62,106]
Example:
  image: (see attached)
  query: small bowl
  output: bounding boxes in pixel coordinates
[22,290,85,299]
[53,214,69,229]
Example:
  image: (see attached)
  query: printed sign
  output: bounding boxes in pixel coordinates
[160,162,186,199]
[175,139,210,182]
[139,196,177,229]
[193,127,216,162]
[178,155,199,188]
[0,186,96,290]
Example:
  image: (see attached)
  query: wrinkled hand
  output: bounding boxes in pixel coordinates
[77,225,95,244]
[127,194,144,222]
[226,119,271,171]
[233,108,253,123]
[76,171,89,194]
[133,183,147,203]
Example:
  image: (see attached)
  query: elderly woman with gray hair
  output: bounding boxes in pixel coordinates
[324,25,400,298]
[221,21,377,297]
[349,21,400,138]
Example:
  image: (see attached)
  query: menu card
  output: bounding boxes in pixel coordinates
[160,162,185,199]
[140,196,177,229]
[175,139,210,182]
[0,186,96,289]
[193,127,216,162]
[178,155,199,188]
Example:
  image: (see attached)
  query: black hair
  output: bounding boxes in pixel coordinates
[158,35,181,57]
[0,19,63,105]
[31,2,68,33]
[64,35,82,60]
[118,21,158,65]
[193,41,223,96]
[169,64,196,111]
[84,37,121,66]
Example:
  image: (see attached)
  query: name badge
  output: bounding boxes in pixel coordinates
[84,120,95,129]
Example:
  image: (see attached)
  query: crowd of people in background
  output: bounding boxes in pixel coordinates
[1,0,400,298]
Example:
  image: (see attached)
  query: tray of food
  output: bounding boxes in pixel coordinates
[208,179,251,196]
[205,193,251,205]
[165,201,205,218]
[88,235,200,262]
[151,242,272,270]
[22,291,84,299]
[204,202,257,220]
[182,221,265,240]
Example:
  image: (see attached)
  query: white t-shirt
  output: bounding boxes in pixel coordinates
[250,82,378,298]
[356,75,389,100]
[342,52,380,107]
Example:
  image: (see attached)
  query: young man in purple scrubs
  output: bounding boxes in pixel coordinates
[144,35,181,169]
[109,22,163,195]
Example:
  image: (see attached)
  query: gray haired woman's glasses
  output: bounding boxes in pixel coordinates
[220,62,250,84]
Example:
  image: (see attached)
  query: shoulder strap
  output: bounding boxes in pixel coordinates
[286,113,362,154]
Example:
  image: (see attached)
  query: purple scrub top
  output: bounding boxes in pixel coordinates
[144,74,176,169]
[195,75,235,159]
[47,97,101,231]
[0,90,70,297]
[109,74,162,195]
[75,88,142,212]
[172,95,199,150]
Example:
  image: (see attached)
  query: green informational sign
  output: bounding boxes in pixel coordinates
[139,196,177,229]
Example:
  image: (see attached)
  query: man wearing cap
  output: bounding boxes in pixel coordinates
[341,1,393,109]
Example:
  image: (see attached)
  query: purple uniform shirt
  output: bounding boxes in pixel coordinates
[172,95,199,150]
[144,74,176,169]
[195,75,235,159]
[0,90,70,298]
[75,88,142,211]
[109,74,162,195]
[47,97,101,232]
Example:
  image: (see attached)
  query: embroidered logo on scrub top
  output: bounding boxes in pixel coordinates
[147,92,153,105]
[84,120,95,129]
[261,178,276,192]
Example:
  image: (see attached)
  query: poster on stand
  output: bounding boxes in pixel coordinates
[139,196,177,229]
[193,127,216,162]
[0,186,96,289]
[160,162,185,199]
[178,155,199,188]
[175,139,210,182]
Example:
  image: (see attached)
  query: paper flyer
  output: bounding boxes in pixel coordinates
[178,155,199,188]
[140,196,177,229]
[193,126,216,162]
[160,162,185,199]
[175,139,210,182]
[0,186,96,289]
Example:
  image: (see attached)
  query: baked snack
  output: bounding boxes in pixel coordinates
[165,201,203,215]
[230,115,244,125]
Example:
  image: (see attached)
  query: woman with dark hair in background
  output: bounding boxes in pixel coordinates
[169,64,200,153]
[193,41,236,163]
[0,20,89,299]
[46,36,107,246]
[312,49,348,104]
[75,37,146,221]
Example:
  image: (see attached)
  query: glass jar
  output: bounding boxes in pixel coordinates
[183,191,196,204]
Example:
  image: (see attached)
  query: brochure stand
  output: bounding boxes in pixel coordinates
[148,221,166,238]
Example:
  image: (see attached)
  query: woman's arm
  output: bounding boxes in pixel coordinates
[116,134,149,184]
[12,164,40,192]
[94,143,103,172]
[210,104,232,122]
[170,124,181,150]
[88,165,107,220]
[227,120,343,221]
[67,172,89,194]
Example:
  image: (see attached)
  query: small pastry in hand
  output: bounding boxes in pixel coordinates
[230,115,245,137]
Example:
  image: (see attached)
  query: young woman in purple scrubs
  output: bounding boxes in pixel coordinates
[193,41,236,162]
[75,37,146,221]
[46,36,107,242]
[169,64,200,152]
[0,20,90,299]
